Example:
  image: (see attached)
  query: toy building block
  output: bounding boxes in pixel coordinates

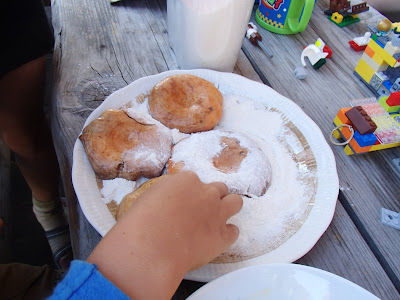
[349,32,371,51]
[354,23,400,97]
[379,91,400,113]
[381,208,400,230]
[301,44,328,70]
[387,91,400,106]
[294,66,306,80]
[345,106,377,134]
[325,1,368,27]
[331,96,400,155]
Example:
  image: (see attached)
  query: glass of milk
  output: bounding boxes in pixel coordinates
[167,0,255,73]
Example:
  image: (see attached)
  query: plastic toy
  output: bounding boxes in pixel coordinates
[324,0,369,27]
[246,22,273,58]
[349,32,371,51]
[381,208,400,230]
[353,20,400,97]
[301,38,331,69]
[294,66,307,80]
[331,92,400,155]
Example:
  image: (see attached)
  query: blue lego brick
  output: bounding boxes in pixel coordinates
[353,130,378,146]
[382,80,392,90]
[375,38,385,48]
[394,53,400,61]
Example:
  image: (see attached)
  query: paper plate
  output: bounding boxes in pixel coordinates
[187,264,380,300]
[72,69,339,282]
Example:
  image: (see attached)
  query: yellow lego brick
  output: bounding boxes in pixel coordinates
[361,52,388,72]
[384,42,400,57]
[344,145,354,155]
[334,116,344,126]
[333,130,342,140]
[370,142,400,151]
[371,53,386,66]
[355,58,375,83]
[368,39,397,67]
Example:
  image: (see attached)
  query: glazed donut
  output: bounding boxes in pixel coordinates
[167,130,271,196]
[148,74,223,133]
[79,109,172,181]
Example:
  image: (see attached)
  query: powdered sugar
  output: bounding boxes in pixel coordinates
[99,93,316,261]
[100,178,136,205]
[169,130,271,196]
[216,95,316,260]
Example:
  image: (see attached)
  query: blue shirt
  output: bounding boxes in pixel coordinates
[48,261,130,299]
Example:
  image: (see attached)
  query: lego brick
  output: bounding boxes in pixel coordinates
[334,116,344,127]
[379,95,400,113]
[364,45,375,58]
[345,106,377,134]
[328,15,360,27]
[370,141,400,151]
[392,36,400,48]
[354,58,375,83]
[370,73,384,90]
[368,39,397,67]
[336,123,372,154]
[387,91,400,106]
[360,52,388,73]
[353,130,378,146]
[371,53,386,66]
[344,145,354,155]
[384,42,400,56]
[393,157,400,174]
[381,208,400,230]
[377,36,391,47]
[349,40,367,52]
[376,85,391,97]
[336,108,352,125]
[348,136,372,153]
[391,78,400,93]
[382,80,392,91]
[332,129,342,140]
[375,38,385,48]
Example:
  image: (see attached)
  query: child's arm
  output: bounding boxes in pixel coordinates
[87,171,243,300]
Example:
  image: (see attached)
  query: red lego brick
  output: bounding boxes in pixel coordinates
[345,106,377,134]
[387,91,400,106]
[349,40,367,51]
[323,45,333,58]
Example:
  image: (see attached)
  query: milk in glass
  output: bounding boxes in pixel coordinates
[167,0,254,72]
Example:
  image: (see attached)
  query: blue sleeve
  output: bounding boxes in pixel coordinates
[48,260,130,299]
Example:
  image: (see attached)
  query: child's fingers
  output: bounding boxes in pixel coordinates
[222,223,240,246]
[207,181,229,199]
[220,194,243,220]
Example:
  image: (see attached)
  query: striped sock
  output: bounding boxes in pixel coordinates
[32,196,72,269]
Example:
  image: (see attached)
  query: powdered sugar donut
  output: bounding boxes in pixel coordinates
[148,74,223,133]
[79,109,172,181]
[167,130,271,196]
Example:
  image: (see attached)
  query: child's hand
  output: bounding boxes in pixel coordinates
[88,171,243,299]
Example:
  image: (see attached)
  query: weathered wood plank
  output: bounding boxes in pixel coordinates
[242,0,400,287]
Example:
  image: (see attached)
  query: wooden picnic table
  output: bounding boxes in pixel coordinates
[50,0,400,298]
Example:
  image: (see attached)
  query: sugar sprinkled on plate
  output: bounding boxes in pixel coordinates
[99,93,317,262]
